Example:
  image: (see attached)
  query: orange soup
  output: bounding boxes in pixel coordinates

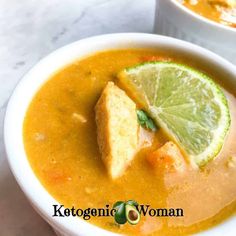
[24,50,236,235]
[179,0,236,28]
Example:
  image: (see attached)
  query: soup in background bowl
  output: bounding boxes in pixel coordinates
[154,0,236,64]
[3,33,236,236]
[180,0,236,28]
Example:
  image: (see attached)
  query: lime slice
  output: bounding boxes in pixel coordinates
[118,62,231,166]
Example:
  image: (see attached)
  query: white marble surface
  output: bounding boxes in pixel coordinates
[0,0,155,235]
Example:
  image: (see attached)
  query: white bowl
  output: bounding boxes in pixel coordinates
[3,33,236,236]
[154,0,236,65]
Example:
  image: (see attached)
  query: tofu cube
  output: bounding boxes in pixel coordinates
[95,82,138,179]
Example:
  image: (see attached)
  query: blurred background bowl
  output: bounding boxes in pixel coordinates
[154,0,236,65]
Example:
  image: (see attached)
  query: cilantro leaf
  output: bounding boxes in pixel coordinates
[136,109,157,132]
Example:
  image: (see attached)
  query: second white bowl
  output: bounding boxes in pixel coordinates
[154,0,236,65]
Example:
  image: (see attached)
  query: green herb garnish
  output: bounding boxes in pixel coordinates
[137,109,157,132]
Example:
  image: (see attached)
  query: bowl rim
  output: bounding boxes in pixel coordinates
[170,0,236,33]
[3,33,236,236]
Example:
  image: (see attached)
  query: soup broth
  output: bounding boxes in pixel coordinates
[179,0,236,28]
[24,50,236,235]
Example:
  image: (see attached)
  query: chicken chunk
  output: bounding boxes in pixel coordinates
[95,82,138,179]
[147,141,186,173]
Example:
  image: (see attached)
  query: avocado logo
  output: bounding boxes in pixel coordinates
[113,200,140,225]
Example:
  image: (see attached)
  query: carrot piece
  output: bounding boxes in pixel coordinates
[44,168,71,184]
[147,141,186,173]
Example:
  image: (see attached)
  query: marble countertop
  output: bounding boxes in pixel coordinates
[0,0,155,235]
